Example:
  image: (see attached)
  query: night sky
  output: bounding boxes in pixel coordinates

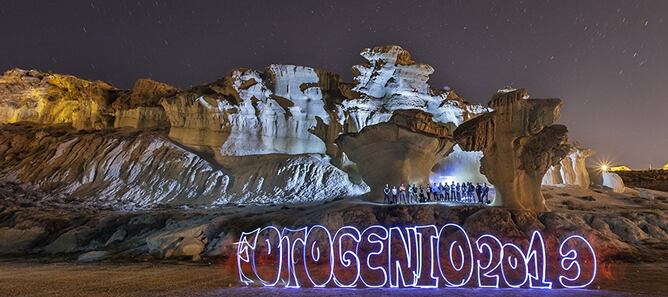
[1,0,666,168]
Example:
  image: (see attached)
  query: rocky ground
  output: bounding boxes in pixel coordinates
[0,261,666,297]
[0,181,666,295]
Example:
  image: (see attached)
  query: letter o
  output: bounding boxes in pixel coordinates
[437,224,474,287]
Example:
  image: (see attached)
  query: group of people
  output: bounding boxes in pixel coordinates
[383,181,491,205]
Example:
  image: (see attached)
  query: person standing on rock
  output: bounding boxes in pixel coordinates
[399,184,407,204]
[450,181,457,202]
[482,183,490,204]
[432,183,440,202]
[410,184,418,204]
[391,186,398,204]
[425,184,432,202]
[384,184,391,204]
[476,183,483,204]
[444,183,450,201]
[455,183,461,201]
[419,185,425,203]
[438,183,445,201]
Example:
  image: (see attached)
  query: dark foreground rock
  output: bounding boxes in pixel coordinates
[0,182,666,265]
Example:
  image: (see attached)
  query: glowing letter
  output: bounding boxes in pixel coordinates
[281,227,307,288]
[437,224,474,287]
[558,235,597,288]
[388,227,419,287]
[357,225,389,288]
[237,228,260,285]
[303,225,334,287]
[253,226,284,286]
[332,226,361,287]
[525,231,552,289]
[475,234,503,288]
[414,225,440,288]
[500,243,528,288]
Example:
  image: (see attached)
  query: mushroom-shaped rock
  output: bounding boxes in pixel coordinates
[454,89,571,211]
[336,109,456,200]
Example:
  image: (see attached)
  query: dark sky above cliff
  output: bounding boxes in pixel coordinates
[1,0,666,168]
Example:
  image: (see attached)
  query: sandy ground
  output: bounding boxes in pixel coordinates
[0,261,666,297]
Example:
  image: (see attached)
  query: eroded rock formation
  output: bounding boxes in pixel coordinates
[161,65,340,155]
[336,110,456,199]
[542,145,592,189]
[0,46,580,205]
[0,69,115,129]
[454,88,571,211]
[112,79,177,129]
[0,124,366,207]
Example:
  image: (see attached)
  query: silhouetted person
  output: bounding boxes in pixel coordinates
[456,183,461,201]
[476,183,483,203]
[419,186,425,203]
[399,184,407,204]
[383,184,391,204]
[444,183,450,201]
[425,184,431,202]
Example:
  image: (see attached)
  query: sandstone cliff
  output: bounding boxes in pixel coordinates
[0,69,115,129]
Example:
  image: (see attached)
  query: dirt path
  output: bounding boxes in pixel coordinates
[0,261,665,297]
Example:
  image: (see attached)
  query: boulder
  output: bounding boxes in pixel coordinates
[0,227,46,254]
[104,228,127,246]
[603,172,626,193]
[43,226,94,254]
[77,250,108,262]
[454,88,571,211]
[146,225,207,260]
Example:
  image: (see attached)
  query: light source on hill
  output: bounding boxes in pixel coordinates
[598,161,611,172]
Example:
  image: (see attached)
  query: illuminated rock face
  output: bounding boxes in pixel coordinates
[0,69,115,129]
[337,110,456,199]
[112,79,177,129]
[161,45,487,161]
[0,45,493,205]
[161,65,339,155]
[342,45,487,131]
[602,172,626,193]
[542,147,592,189]
[455,89,571,211]
[0,70,176,130]
[0,125,366,207]
[310,45,488,173]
